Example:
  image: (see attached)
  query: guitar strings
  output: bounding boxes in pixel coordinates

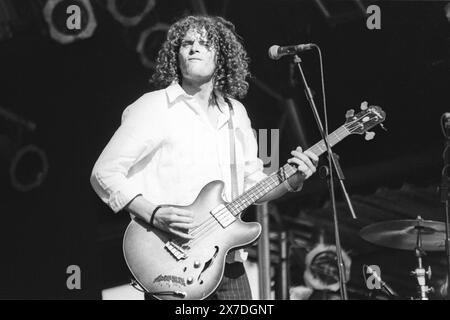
[187,174,278,238]
[188,173,280,240]
[186,182,273,247]
[186,178,281,246]
[179,119,367,248]
[184,122,362,247]
[186,175,290,247]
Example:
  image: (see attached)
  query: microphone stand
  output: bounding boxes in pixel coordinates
[440,114,450,300]
[293,52,356,300]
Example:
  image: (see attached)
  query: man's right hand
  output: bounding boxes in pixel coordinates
[152,206,198,240]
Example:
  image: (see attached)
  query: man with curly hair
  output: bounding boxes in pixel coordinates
[91,15,318,300]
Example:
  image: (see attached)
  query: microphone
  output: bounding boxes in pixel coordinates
[366,266,399,297]
[268,44,315,60]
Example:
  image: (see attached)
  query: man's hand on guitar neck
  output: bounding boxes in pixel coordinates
[125,196,198,240]
[256,147,318,204]
[287,146,319,187]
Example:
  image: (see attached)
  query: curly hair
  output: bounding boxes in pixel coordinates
[151,15,250,99]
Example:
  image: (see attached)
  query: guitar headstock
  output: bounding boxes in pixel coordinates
[345,102,386,140]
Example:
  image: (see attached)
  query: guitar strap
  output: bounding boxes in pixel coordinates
[225,98,248,263]
[225,98,239,201]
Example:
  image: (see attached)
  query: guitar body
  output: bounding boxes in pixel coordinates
[123,180,262,300]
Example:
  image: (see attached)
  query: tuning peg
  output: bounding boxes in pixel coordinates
[360,101,368,111]
[380,123,388,131]
[365,131,375,141]
[345,109,355,119]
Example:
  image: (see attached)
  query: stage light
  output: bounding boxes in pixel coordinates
[0,107,48,192]
[10,144,49,192]
[136,23,169,69]
[43,0,97,44]
[313,0,372,26]
[107,0,155,27]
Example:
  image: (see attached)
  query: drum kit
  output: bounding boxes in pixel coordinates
[359,215,447,300]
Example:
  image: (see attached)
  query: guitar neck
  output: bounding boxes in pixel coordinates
[226,124,351,215]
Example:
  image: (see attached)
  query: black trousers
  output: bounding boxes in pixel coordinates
[144,262,252,300]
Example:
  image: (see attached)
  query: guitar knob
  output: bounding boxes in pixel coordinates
[194,261,201,268]
[360,101,368,110]
[365,131,375,141]
[187,277,194,285]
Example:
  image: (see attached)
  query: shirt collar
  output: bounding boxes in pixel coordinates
[165,83,232,129]
[165,83,230,110]
[166,82,188,104]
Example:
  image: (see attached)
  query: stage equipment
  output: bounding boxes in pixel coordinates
[136,23,169,69]
[360,218,446,252]
[107,0,155,27]
[0,106,48,192]
[268,42,386,299]
[304,243,351,292]
[440,112,450,299]
[313,0,371,26]
[360,216,444,300]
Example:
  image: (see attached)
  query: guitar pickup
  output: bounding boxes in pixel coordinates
[210,204,236,228]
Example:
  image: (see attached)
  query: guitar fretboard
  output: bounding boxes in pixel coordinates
[226,124,351,215]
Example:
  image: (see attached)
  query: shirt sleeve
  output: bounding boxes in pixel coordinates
[90,93,164,213]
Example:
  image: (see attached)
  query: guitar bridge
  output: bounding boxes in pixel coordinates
[165,241,187,261]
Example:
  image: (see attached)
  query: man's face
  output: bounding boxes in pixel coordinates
[178,28,217,84]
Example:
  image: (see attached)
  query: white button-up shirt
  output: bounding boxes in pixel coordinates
[90,83,267,214]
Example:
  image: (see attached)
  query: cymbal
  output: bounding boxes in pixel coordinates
[359,218,446,251]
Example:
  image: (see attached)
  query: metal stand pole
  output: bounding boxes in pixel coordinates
[276,231,289,300]
[257,203,272,299]
[440,113,450,300]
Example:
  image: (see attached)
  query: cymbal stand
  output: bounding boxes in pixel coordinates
[411,220,433,300]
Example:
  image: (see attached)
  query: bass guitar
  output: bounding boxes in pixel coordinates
[123,104,386,300]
